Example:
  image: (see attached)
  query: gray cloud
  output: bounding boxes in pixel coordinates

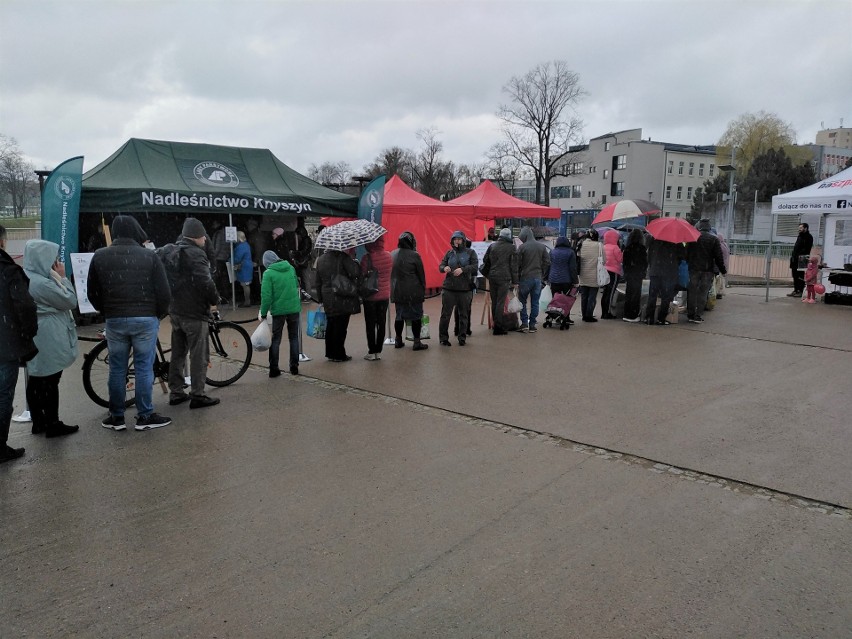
[1,0,849,175]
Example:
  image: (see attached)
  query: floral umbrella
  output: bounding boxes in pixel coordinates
[314,219,387,251]
[592,199,660,225]
[645,217,701,244]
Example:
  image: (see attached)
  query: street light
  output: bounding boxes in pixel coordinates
[719,147,737,239]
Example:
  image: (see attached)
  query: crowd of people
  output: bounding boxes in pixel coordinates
[0,215,730,464]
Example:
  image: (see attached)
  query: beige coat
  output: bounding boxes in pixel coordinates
[577,240,602,288]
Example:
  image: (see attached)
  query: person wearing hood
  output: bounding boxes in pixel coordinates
[621,229,648,322]
[88,215,172,430]
[22,240,80,438]
[645,235,685,326]
[230,230,254,307]
[438,231,478,346]
[788,222,813,297]
[361,236,393,360]
[162,217,221,409]
[260,250,301,376]
[686,218,726,323]
[0,225,38,463]
[548,236,579,323]
[481,227,518,335]
[516,226,551,333]
[576,229,602,322]
[390,231,428,350]
[600,229,624,320]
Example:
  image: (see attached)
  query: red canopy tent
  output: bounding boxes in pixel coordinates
[448,180,562,242]
[322,175,475,288]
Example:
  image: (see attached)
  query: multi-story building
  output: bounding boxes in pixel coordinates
[815,126,852,149]
[802,144,852,179]
[550,128,716,219]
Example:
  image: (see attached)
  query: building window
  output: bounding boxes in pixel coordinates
[603,169,609,179]
[611,182,625,197]
[699,163,705,176]
[678,161,684,175]
[615,155,627,170]
[687,187,693,200]
[709,164,715,177]
[590,190,595,198]
[666,186,672,199]
[572,185,582,198]
[689,162,694,176]
[589,166,596,173]
[605,141,611,151]
[668,160,673,174]
[676,186,683,200]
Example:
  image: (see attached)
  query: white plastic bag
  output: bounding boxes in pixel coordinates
[539,284,553,313]
[250,319,272,351]
[507,293,523,314]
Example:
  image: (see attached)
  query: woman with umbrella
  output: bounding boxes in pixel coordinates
[391,231,428,351]
[644,218,694,325]
[315,221,381,362]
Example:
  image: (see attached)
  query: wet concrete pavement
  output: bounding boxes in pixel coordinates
[1,288,850,638]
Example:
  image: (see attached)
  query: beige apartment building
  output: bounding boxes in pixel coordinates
[815,126,852,149]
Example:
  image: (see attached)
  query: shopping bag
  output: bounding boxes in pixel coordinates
[705,280,717,311]
[503,293,520,330]
[250,320,272,351]
[677,260,689,290]
[714,273,725,299]
[596,244,610,287]
[507,293,523,314]
[307,307,327,339]
[538,284,553,313]
[404,315,431,341]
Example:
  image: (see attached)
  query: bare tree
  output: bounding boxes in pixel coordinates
[362,146,416,184]
[0,134,37,217]
[485,141,527,191]
[497,60,586,205]
[410,128,454,198]
[307,161,352,186]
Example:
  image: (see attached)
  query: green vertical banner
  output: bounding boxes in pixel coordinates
[356,174,385,259]
[41,156,84,272]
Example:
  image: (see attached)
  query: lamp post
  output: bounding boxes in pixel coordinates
[718,147,737,240]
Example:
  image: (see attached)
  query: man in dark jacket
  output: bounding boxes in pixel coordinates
[88,215,172,431]
[516,226,551,333]
[161,217,221,409]
[0,225,38,463]
[481,227,518,335]
[787,222,814,297]
[438,231,478,346]
[645,237,685,325]
[686,219,727,323]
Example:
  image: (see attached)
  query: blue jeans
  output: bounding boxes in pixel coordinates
[579,286,599,320]
[518,278,542,328]
[0,360,21,444]
[270,313,300,372]
[105,317,159,418]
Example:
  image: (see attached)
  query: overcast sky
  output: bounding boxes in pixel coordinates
[2,0,850,177]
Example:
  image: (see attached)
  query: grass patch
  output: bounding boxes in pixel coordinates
[0,216,41,229]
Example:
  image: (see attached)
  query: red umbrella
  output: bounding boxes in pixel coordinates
[645,217,701,243]
[592,199,659,225]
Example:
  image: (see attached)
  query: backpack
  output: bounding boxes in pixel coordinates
[156,243,184,291]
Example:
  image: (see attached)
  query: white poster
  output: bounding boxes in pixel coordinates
[471,241,492,276]
[69,252,97,314]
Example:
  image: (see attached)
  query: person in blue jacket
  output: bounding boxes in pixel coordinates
[231,231,254,307]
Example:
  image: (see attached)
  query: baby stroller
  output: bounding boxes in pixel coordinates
[542,287,578,330]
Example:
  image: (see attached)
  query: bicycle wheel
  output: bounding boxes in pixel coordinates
[81,340,136,408]
[206,321,252,386]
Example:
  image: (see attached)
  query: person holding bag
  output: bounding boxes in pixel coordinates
[600,229,623,319]
[360,237,392,360]
[315,247,361,362]
[438,230,478,346]
[621,229,648,323]
[259,250,302,376]
[481,227,518,335]
[576,229,603,322]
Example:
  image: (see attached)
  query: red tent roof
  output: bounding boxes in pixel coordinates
[449,180,561,219]
[383,175,473,215]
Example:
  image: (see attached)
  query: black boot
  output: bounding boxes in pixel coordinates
[45,422,80,438]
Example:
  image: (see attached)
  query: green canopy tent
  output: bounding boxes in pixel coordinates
[80,138,358,217]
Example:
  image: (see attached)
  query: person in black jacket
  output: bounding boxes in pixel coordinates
[686,219,727,323]
[315,247,362,361]
[438,230,478,346]
[481,227,518,335]
[161,218,221,409]
[787,222,814,297]
[88,215,172,430]
[645,236,685,326]
[390,231,428,351]
[621,229,648,323]
[0,225,38,463]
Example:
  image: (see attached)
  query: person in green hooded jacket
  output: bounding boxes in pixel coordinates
[259,250,302,377]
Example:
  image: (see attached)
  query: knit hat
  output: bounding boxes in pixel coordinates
[272,227,284,239]
[499,227,512,241]
[182,217,206,239]
[262,250,281,269]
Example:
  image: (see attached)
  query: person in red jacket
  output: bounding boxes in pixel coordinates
[360,236,393,360]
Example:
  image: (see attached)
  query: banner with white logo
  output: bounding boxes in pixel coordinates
[41,156,84,274]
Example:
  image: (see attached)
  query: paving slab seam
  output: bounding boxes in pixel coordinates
[672,329,852,353]
[295,375,852,521]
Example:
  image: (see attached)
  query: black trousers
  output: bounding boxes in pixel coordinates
[646,275,675,323]
[325,314,351,360]
[363,300,389,354]
[791,266,805,293]
[26,371,62,429]
[440,289,472,341]
[489,280,511,331]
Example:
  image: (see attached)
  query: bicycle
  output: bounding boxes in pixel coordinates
[81,312,252,408]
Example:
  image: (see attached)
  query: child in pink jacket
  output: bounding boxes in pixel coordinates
[804,255,819,304]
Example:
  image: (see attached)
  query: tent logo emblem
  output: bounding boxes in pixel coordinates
[367,190,382,207]
[193,162,240,188]
[54,177,76,201]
